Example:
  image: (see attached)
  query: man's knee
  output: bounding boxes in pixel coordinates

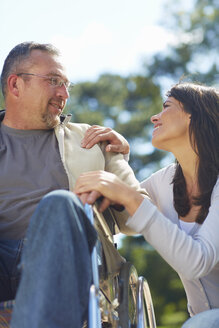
[28,190,85,234]
[40,190,83,211]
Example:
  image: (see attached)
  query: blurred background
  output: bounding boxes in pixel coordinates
[0,0,218,326]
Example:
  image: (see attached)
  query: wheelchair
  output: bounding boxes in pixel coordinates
[85,203,157,328]
[0,203,157,328]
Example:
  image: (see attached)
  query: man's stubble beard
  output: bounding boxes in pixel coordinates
[41,108,61,129]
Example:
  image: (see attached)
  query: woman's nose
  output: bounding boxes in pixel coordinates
[150,113,159,124]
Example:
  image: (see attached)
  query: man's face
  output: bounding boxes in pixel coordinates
[18,50,69,129]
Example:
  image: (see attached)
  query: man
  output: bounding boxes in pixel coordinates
[0,42,145,327]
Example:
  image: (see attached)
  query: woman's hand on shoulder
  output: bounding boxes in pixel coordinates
[81,125,130,155]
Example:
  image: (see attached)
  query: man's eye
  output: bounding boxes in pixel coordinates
[49,78,59,86]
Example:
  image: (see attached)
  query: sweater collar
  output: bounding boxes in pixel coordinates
[0,109,71,127]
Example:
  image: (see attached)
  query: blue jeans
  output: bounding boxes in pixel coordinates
[10,190,97,328]
[182,309,219,328]
[0,239,23,301]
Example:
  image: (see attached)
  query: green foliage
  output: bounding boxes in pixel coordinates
[117,2,218,326]
[67,74,162,130]
[1,1,217,325]
[119,236,189,326]
[67,73,164,180]
[0,85,4,109]
[146,0,219,86]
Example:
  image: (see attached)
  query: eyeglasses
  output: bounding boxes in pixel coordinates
[17,73,74,91]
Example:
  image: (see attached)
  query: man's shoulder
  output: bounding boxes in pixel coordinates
[62,121,91,136]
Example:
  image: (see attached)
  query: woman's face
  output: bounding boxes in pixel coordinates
[150,97,191,152]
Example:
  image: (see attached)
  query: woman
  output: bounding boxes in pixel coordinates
[75,82,219,327]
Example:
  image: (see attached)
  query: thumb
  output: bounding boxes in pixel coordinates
[106,144,121,153]
[99,198,111,212]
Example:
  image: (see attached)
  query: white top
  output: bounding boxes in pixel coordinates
[126,164,219,316]
[179,219,196,234]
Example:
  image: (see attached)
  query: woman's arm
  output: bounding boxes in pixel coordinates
[75,170,144,215]
[126,196,219,280]
[75,170,219,280]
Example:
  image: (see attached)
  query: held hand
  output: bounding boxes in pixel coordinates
[78,191,101,205]
[78,192,90,205]
[77,190,112,213]
[75,171,144,215]
[81,125,130,155]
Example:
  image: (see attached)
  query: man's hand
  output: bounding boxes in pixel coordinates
[77,190,111,212]
[81,125,130,155]
[75,171,144,215]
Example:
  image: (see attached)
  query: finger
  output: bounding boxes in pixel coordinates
[81,128,112,148]
[74,171,103,193]
[84,132,114,149]
[84,126,102,138]
[81,126,104,146]
[78,192,90,205]
[105,144,122,153]
[105,144,129,154]
[82,135,103,149]
[81,130,104,147]
[86,190,102,204]
[85,126,101,138]
[98,198,111,212]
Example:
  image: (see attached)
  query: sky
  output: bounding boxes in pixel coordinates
[0,0,176,83]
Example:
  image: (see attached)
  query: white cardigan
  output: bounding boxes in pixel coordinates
[126,164,219,316]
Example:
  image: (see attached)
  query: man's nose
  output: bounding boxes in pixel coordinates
[56,85,69,100]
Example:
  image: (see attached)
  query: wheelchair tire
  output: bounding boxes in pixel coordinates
[117,262,139,328]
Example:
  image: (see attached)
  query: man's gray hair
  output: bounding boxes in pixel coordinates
[1,42,60,98]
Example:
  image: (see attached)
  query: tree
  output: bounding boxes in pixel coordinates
[0,84,4,109]
[0,2,217,325]
[118,1,219,326]
[66,73,165,180]
[119,236,188,327]
[145,0,219,87]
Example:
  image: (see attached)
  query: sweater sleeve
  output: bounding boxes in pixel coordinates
[126,177,219,280]
[100,142,148,235]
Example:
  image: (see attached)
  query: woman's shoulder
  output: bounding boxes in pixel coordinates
[139,163,176,208]
[211,176,219,201]
[147,163,176,183]
[140,163,176,197]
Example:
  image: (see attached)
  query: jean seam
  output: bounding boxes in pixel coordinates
[10,239,24,298]
[11,239,24,276]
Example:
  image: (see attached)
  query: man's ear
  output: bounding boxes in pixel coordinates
[7,75,20,97]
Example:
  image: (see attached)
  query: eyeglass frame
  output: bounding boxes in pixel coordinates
[16,73,74,91]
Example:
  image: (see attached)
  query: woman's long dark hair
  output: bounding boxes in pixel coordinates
[166,82,219,223]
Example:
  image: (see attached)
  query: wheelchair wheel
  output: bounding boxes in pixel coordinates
[118,262,138,328]
[136,277,157,328]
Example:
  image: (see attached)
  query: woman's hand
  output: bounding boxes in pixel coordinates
[74,170,144,215]
[81,125,130,155]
